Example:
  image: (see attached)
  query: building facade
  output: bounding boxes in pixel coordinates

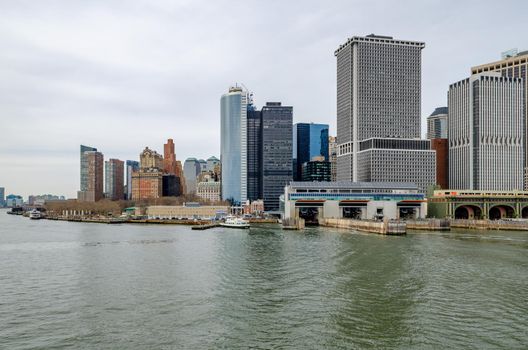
[196,181,221,202]
[206,156,220,172]
[78,151,104,202]
[284,182,426,222]
[356,138,436,193]
[79,145,97,198]
[335,34,433,191]
[426,107,448,139]
[0,187,4,207]
[131,169,163,200]
[431,138,449,189]
[162,174,181,197]
[301,157,332,182]
[131,147,164,200]
[140,147,163,169]
[163,139,184,194]
[126,160,140,200]
[105,158,124,200]
[261,102,293,211]
[328,136,337,181]
[221,86,251,205]
[247,108,262,201]
[448,72,524,191]
[183,158,201,194]
[471,50,528,188]
[293,123,329,180]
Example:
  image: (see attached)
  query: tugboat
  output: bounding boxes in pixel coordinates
[220,215,250,229]
[29,209,42,220]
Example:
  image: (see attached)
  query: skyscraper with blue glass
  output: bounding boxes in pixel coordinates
[221,86,251,205]
[293,123,329,180]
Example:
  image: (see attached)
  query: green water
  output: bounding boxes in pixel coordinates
[1,211,527,349]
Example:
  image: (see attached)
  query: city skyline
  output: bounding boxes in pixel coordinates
[1,0,527,198]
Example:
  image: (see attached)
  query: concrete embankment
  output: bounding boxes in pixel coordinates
[282,218,305,230]
[407,219,450,231]
[319,218,406,235]
[46,216,209,225]
[450,219,528,231]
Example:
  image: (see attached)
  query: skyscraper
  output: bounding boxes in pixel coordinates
[261,102,293,211]
[183,158,201,194]
[78,150,104,202]
[105,158,124,200]
[0,187,5,207]
[293,123,329,180]
[163,139,178,175]
[448,72,524,191]
[206,156,220,172]
[471,49,528,188]
[126,160,139,200]
[426,107,448,139]
[80,145,97,194]
[220,85,251,204]
[335,34,435,192]
[163,138,184,194]
[247,107,262,201]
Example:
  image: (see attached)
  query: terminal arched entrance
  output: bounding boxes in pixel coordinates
[522,206,528,219]
[488,205,515,220]
[454,205,482,220]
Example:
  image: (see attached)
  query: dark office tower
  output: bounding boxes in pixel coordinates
[247,108,262,201]
[80,145,97,193]
[302,158,332,182]
[293,123,329,180]
[261,102,293,211]
[126,160,140,200]
[105,158,124,200]
[162,174,181,197]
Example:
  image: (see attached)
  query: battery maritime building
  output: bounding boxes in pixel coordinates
[334,34,436,193]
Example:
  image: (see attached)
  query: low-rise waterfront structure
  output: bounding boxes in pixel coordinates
[428,190,528,220]
[284,181,426,223]
[145,205,229,220]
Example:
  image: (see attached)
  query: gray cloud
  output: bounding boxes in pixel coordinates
[1,0,527,198]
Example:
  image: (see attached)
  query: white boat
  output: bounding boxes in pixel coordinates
[29,209,42,220]
[220,216,250,229]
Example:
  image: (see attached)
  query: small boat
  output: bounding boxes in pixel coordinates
[29,209,42,220]
[220,216,250,229]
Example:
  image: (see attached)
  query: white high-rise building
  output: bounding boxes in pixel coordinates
[448,72,524,190]
[220,85,251,204]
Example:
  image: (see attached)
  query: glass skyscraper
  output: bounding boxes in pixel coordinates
[220,86,250,205]
[293,123,329,180]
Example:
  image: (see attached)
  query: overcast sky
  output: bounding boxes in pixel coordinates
[0,0,526,198]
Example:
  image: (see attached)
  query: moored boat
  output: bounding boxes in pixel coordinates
[29,209,42,220]
[220,216,250,229]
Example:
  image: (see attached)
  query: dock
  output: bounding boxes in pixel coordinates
[319,218,406,235]
[191,223,220,230]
